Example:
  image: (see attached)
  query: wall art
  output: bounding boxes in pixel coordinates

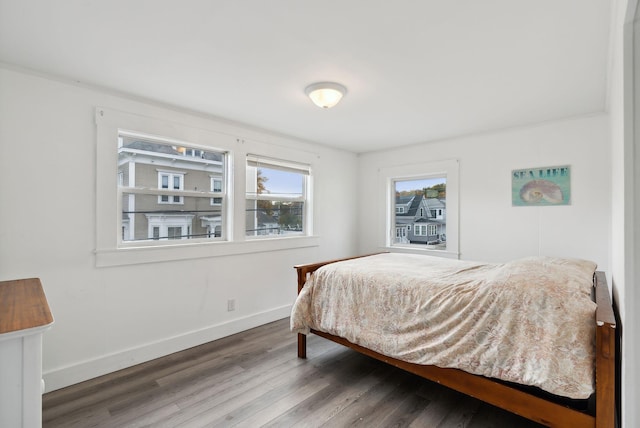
[512,165,571,206]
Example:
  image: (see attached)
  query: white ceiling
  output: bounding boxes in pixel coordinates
[0,1,613,153]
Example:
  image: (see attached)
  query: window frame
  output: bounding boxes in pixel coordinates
[118,131,226,245]
[244,154,312,239]
[379,159,459,259]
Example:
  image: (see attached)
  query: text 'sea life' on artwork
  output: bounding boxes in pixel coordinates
[512,165,571,207]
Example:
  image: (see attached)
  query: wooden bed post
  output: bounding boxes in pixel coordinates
[594,271,617,428]
[296,264,309,359]
[297,333,307,359]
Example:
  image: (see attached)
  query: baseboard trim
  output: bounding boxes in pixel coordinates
[43,305,292,392]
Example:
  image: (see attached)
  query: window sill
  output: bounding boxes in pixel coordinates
[383,245,460,260]
[95,235,320,267]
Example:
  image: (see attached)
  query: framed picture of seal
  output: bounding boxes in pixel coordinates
[511,165,571,206]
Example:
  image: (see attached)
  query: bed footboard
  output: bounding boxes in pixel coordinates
[295,254,376,359]
[294,255,617,428]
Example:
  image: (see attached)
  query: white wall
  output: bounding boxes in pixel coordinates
[357,114,611,273]
[0,67,358,391]
[609,1,639,427]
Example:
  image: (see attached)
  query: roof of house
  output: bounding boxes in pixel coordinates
[123,140,223,161]
[257,211,278,225]
[397,195,423,217]
[424,198,446,209]
[396,195,414,205]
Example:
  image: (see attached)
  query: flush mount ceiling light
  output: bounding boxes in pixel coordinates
[305,82,347,109]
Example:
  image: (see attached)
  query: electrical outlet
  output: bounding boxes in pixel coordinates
[227,299,236,311]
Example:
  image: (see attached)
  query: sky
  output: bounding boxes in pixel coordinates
[256,169,446,196]
[395,177,446,192]
[259,167,303,196]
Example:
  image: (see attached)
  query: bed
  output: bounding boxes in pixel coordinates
[291,253,616,428]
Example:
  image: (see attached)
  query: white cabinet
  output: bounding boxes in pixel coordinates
[0,278,54,428]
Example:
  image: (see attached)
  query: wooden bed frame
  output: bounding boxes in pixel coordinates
[295,254,617,428]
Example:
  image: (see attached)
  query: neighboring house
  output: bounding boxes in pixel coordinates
[395,194,446,246]
[255,211,280,236]
[246,204,303,236]
[118,139,224,241]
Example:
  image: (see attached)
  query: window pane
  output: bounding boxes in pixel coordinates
[249,166,304,197]
[118,134,225,243]
[212,178,222,192]
[246,201,304,237]
[394,177,446,249]
[121,193,222,242]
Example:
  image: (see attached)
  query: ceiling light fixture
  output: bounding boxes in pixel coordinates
[305,82,347,109]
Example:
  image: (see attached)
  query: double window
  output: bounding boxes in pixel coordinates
[115,133,311,245]
[96,107,318,266]
[158,172,184,204]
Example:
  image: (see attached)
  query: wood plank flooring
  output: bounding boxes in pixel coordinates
[43,318,545,427]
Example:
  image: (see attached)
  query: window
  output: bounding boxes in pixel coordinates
[380,159,459,258]
[396,207,405,213]
[394,176,446,249]
[414,224,426,236]
[168,226,183,239]
[96,107,319,266]
[118,132,226,244]
[184,148,203,157]
[245,155,310,237]
[158,171,184,204]
[211,177,223,205]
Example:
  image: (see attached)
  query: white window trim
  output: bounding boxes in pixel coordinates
[95,107,319,267]
[379,159,459,259]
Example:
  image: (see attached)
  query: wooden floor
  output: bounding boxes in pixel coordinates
[43,318,546,428]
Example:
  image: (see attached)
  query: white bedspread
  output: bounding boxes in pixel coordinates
[290,253,597,399]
